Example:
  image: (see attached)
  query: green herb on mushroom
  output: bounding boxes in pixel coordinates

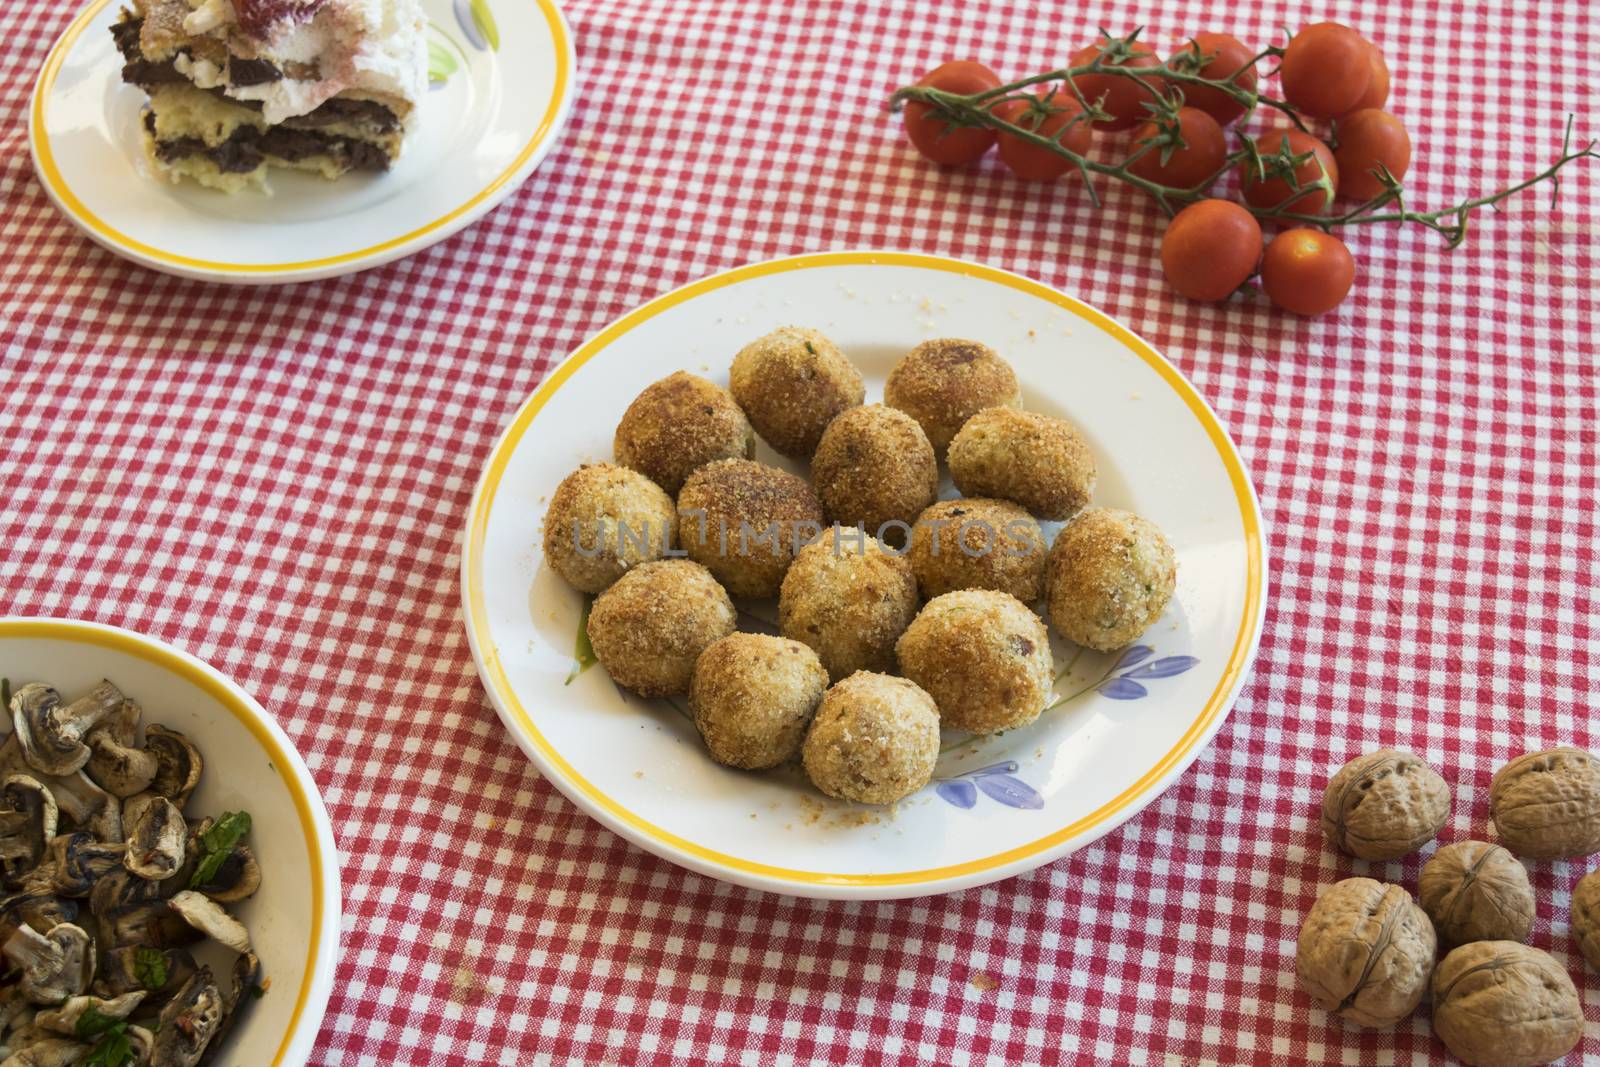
[133,946,169,992]
[190,810,252,889]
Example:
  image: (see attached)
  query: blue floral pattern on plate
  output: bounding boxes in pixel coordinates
[934,645,1199,810]
[936,762,1043,810]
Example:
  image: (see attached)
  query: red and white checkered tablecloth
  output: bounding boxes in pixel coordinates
[2,0,1597,1061]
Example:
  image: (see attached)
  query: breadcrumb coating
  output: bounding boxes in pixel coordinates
[779,534,920,681]
[1046,507,1176,652]
[677,459,824,597]
[884,338,1021,457]
[801,671,940,804]
[907,497,1047,603]
[587,559,736,696]
[730,326,865,458]
[947,407,1097,521]
[614,371,755,495]
[541,463,677,594]
[810,405,938,541]
[690,633,828,769]
[896,589,1053,734]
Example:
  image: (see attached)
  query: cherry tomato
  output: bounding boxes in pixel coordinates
[1160,199,1263,301]
[903,61,1002,165]
[995,89,1092,181]
[1168,32,1257,126]
[1279,22,1371,119]
[1261,229,1356,315]
[1334,109,1411,201]
[1239,127,1339,214]
[1128,106,1227,189]
[1069,40,1163,131]
[1350,40,1391,111]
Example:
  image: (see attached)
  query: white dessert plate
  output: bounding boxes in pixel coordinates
[0,617,342,1066]
[462,251,1268,900]
[29,0,575,283]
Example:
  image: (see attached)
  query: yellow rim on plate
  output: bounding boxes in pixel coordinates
[29,0,571,275]
[0,619,325,1065]
[464,251,1266,889]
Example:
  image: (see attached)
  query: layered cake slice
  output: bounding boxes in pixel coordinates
[113,0,426,192]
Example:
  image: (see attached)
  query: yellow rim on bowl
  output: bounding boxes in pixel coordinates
[29,0,572,275]
[0,619,326,1066]
[463,250,1266,889]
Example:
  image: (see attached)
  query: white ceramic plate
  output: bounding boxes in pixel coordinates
[0,618,341,1066]
[462,252,1268,900]
[29,0,575,283]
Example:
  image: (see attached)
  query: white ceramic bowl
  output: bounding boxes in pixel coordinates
[462,251,1267,900]
[0,617,341,1067]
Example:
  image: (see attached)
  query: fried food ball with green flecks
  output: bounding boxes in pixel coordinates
[906,498,1048,603]
[778,533,920,682]
[1046,508,1176,652]
[729,326,865,459]
[587,560,736,697]
[810,405,938,541]
[896,589,1053,734]
[676,459,825,597]
[690,633,828,770]
[884,338,1022,458]
[801,671,940,804]
[947,407,1097,520]
[613,371,755,495]
[542,463,677,594]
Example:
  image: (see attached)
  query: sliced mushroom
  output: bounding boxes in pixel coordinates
[11,682,122,778]
[144,727,201,812]
[126,1025,155,1066]
[99,946,199,1006]
[1,1022,47,1051]
[2,922,94,1004]
[182,819,259,903]
[0,987,29,1036]
[40,772,121,845]
[0,1038,89,1067]
[89,867,163,917]
[166,892,250,954]
[0,892,79,946]
[88,869,195,954]
[113,906,201,954]
[34,991,145,1035]
[197,950,257,1067]
[86,700,159,799]
[0,779,56,889]
[25,834,126,899]
[151,968,223,1067]
[123,796,186,882]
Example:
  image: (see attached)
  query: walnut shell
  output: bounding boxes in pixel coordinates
[1570,868,1600,972]
[1418,841,1534,946]
[1295,877,1436,1029]
[1320,749,1451,860]
[1490,747,1600,859]
[1432,941,1583,1067]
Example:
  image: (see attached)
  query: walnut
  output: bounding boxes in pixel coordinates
[1490,746,1600,859]
[1570,868,1600,971]
[1418,841,1534,946]
[1295,877,1436,1029]
[1432,941,1583,1067]
[1320,749,1451,860]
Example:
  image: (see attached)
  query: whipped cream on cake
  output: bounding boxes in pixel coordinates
[114,0,426,192]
